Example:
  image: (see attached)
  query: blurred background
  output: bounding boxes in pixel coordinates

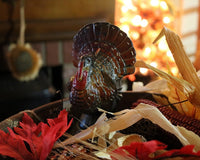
[0,0,200,121]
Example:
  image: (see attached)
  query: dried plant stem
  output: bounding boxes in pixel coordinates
[153,27,200,107]
[18,0,25,46]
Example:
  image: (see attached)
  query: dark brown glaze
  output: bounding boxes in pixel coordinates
[69,22,136,112]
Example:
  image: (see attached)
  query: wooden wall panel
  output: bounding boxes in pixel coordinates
[0,0,115,42]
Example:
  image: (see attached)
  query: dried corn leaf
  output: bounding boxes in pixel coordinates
[54,113,109,149]
[135,60,200,119]
[152,94,170,107]
[153,27,200,107]
[94,149,111,160]
[130,79,167,93]
[135,60,195,99]
[177,126,200,151]
[166,85,197,117]
[117,134,146,147]
[143,79,169,93]
[94,133,122,159]
[94,134,145,159]
[97,134,107,149]
[59,103,197,148]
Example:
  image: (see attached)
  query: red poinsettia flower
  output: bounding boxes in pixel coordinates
[0,109,73,160]
[111,140,200,160]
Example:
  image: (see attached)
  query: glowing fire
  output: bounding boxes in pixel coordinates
[115,0,178,79]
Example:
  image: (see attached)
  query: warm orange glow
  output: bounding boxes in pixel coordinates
[140,68,149,75]
[171,67,178,76]
[121,6,129,13]
[150,62,158,68]
[120,17,128,23]
[121,0,137,12]
[160,1,168,10]
[158,39,168,51]
[144,47,151,57]
[163,16,171,24]
[141,19,148,27]
[166,50,174,61]
[115,0,177,76]
[150,0,159,7]
[131,32,140,40]
[131,15,142,26]
[127,73,136,81]
[120,24,130,34]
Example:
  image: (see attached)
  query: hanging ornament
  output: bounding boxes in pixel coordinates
[6,0,42,81]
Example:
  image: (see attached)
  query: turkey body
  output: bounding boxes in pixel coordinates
[69,22,136,113]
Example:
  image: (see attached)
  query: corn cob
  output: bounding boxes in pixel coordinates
[132,99,200,136]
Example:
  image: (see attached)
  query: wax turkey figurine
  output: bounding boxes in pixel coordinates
[69,22,136,116]
[6,43,42,81]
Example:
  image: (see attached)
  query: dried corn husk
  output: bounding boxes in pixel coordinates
[135,60,199,118]
[153,27,200,107]
[134,27,200,119]
[135,60,195,99]
[94,133,145,159]
[165,85,197,117]
[177,126,200,151]
[57,103,200,150]
[139,79,169,93]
